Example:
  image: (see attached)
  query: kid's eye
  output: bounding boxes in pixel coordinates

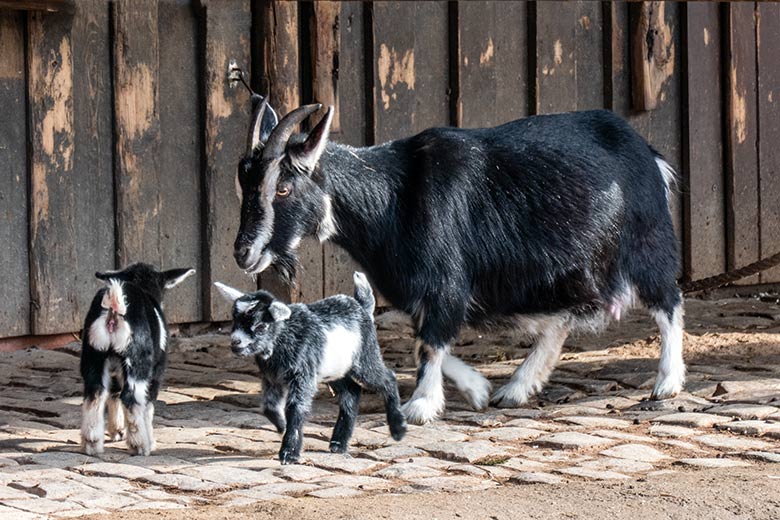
[252,322,269,332]
[276,184,291,198]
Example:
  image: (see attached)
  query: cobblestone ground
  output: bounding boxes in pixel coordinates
[1,297,780,518]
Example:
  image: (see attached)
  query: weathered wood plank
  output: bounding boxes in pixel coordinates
[27,9,78,334]
[458,1,528,127]
[757,3,780,283]
[534,1,577,113]
[71,0,114,325]
[113,0,162,268]
[609,2,683,255]
[372,1,449,142]
[318,1,364,298]
[158,0,201,322]
[681,3,726,281]
[0,0,70,12]
[631,1,675,111]
[0,11,30,336]
[574,1,604,110]
[724,3,759,284]
[202,0,253,321]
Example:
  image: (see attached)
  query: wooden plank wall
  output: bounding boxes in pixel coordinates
[1,0,779,340]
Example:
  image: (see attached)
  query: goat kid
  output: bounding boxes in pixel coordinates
[80,263,195,456]
[215,272,406,465]
[232,100,684,425]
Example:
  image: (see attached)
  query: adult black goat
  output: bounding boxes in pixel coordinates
[232,101,683,424]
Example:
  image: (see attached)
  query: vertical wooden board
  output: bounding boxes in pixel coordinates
[71,0,114,325]
[610,2,683,253]
[113,1,162,267]
[682,3,726,281]
[158,0,201,322]
[318,1,364,298]
[458,1,528,128]
[27,10,79,334]
[574,1,604,110]
[534,1,577,114]
[202,0,253,320]
[372,1,449,142]
[0,12,30,336]
[758,3,780,283]
[724,3,759,284]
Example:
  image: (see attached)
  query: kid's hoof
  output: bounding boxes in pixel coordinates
[279,450,300,465]
[389,418,407,441]
[108,430,125,442]
[82,439,104,456]
[329,441,348,454]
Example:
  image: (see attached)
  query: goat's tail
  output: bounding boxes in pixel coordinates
[353,272,375,319]
[650,148,678,203]
[101,279,128,315]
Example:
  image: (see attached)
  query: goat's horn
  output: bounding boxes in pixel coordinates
[263,103,322,159]
[246,95,268,154]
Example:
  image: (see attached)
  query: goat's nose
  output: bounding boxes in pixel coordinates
[230,338,242,349]
[234,245,251,267]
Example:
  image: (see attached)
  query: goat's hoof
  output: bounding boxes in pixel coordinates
[650,375,684,401]
[490,384,531,409]
[82,439,104,456]
[401,397,443,425]
[389,417,407,441]
[127,443,151,457]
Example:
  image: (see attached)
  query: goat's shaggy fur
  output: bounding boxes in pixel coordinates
[233,103,684,424]
[80,263,194,456]
[216,272,406,465]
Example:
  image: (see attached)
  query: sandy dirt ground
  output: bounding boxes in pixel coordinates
[96,465,780,520]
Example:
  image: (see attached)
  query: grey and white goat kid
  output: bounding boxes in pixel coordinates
[80,263,195,456]
[215,272,407,465]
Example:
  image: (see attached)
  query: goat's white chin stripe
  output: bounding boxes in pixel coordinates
[247,251,274,275]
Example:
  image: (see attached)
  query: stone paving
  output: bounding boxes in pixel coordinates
[1,296,780,517]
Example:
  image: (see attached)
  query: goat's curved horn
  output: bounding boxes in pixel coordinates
[246,95,268,154]
[263,103,322,159]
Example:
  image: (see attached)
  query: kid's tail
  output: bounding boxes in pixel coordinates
[353,272,375,319]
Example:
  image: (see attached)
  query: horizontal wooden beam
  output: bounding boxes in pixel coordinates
[0,1,72,13]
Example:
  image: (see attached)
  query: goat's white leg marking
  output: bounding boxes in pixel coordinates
[491,319,570,407]
[651,304,685,399]
[125,379,153,456]
[106,396,126,442]
[441,353,491,411]
[146,402,156,452]
[401,342,445,424]
[81,366,109,455]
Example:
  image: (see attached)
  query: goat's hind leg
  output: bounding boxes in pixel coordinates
[328,377,362,453]
[122,378,153,456]
[81,357,110,455]
[650,301,685,399]
[491,317,570,407]
[106,366,125,442]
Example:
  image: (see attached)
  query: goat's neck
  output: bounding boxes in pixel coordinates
[321,142,401,265]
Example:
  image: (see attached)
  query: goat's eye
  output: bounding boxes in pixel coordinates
[276,184,291,198]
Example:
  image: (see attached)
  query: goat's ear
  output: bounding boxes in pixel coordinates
[268,301,291,322]
[162,268,195,289]
[95,269,128,283]
[214,282,244,303]
[290,106,334,171]
[247,95,279,154]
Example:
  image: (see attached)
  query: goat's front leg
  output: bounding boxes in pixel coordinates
[279,379,315,465]
[81,354,110,455]
[401,341,446,425]
[261,376,288,433]
[328,377,362,453]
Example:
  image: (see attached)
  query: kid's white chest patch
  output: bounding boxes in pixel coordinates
[318,325,361,382]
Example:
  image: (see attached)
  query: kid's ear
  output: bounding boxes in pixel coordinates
[289,106,334,171]
[95,269,127,283]
[163,268,196,289]
[214,282,245,303]
[268,301,291,321]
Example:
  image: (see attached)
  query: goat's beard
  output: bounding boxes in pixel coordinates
[271,250,298,286]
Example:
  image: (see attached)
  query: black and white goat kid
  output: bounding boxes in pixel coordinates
[232,100,684,425]
[80,263,195,456]
[215,272,406,464]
